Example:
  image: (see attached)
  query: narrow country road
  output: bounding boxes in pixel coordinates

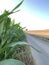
[26,34,49,65]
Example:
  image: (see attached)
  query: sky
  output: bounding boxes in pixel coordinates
[0,0,49,30]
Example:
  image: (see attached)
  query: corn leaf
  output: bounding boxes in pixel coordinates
[11,0,24,12]
[0,0,23,22]
[0,21,4,35]
[0,59,25,65]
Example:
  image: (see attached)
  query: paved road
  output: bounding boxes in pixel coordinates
[26,34,49,65]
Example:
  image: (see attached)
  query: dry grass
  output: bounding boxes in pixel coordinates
[26,30,49,36]
[15,45,35,65]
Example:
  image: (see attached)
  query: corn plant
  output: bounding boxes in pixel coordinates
[0,0,26,65]
[0,0,41,65]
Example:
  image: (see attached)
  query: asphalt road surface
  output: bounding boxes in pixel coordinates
[26,34,49,65]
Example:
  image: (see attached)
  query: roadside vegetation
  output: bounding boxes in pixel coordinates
[29,34,49,42]
[0,0,35,65]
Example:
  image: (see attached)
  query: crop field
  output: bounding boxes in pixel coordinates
[26,30,49,36]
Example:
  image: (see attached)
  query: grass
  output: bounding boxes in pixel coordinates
[15,45,35,65]
[29,34,49,42]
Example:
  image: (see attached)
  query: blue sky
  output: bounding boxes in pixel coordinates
[23,0,49,20]
[19,0,49,30]
[0,0,49,30]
